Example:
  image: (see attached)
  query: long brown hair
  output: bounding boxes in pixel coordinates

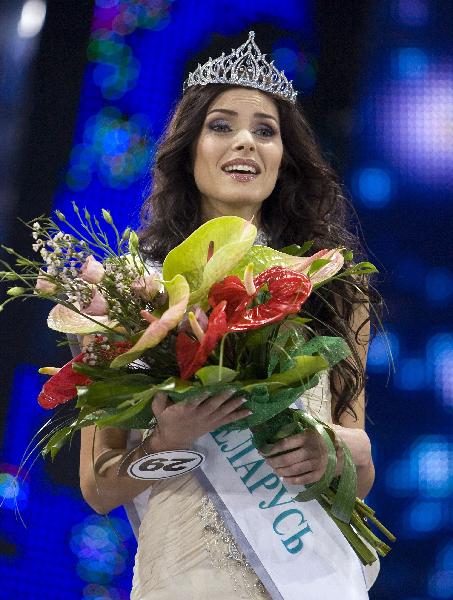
[138,83,383,423]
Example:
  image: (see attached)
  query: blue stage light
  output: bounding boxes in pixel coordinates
[392,48,429,79]
[395,358,426,391]
[367,330,399,372]
[396,0,429,27]
[425,268,453,304]
[353,167,392,208]
[407,500,443,532]
[426,334,453,409]
[428,569,453,599]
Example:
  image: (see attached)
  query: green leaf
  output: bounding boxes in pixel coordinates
[330,436,357,523]
[299,336,351,367]
[341,262,379,277]
[195,366,238,385]
[307,258,331,277]
[75,374,154,408]
[162,216,257,307]
[279,241,314,256]
[92,388,154,427]
[253,354,329,388]
[42,427,74,460]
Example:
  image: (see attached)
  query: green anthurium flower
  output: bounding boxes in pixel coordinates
[162,216,257,307]
[110,274,190,368]
[231,246,345,286]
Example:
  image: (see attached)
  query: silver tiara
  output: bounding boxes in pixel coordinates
[183,31,298,104]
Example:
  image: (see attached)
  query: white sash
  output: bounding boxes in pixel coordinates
[192,428,369,600]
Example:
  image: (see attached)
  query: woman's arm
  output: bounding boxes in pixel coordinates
[80,389,252,514]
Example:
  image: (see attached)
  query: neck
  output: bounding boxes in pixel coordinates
[200,197,262,228]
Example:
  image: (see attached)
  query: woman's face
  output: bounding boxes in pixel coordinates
[192,87,283,222]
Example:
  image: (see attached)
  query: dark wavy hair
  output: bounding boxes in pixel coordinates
[138,83,384,423]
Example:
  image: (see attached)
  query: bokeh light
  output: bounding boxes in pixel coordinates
[352,166,393,208]
[272,43,318,92]
[396,0,429,27]
[70,515,133,585]
[0,463,29,511]
[374,61,453,188]
[367,330,399,372]
[426,333,453,409]
[66,107,153,190]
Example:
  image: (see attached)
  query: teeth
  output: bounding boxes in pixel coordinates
[223,164,257,174]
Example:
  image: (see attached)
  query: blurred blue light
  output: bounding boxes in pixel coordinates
[426,334,453,408]
[397,0,429,26]
[425,268,453,304]
[353,167,392,208]
[374,68,453,188]
[408,500,443,532]
[367,330,399,372]
[386,435,453,498]
[428,569,453,599]
[272,47,298,72]
[437,542,453,571]
[395,358,426,390]
[392,48,429,79]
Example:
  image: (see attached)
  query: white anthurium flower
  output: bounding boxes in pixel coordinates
[47,302,117,334]
[293,248,345,285]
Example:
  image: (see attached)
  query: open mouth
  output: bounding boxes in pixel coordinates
[221,164,260,182]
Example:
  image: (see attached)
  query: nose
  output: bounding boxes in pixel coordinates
[232,128,256,152]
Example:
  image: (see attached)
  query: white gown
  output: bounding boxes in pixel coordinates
[128,373,338,599]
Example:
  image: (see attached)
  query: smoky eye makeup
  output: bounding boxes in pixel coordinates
[207,118,277,136]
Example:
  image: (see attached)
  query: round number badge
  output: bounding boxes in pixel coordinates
[127,450,205,480]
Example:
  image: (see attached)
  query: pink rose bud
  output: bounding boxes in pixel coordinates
[131,273,159,301]
[80,255,105,284]
[35,274,57,294]
[83,289,109,316]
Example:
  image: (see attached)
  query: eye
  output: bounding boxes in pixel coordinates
[208,120,231,132]
[254,125,276,137]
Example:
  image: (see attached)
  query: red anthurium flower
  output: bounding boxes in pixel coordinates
[38,353,91,410]
[208,266,312,331]
[176,301,228,380]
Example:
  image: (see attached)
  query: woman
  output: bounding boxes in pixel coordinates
[80,31,379,599]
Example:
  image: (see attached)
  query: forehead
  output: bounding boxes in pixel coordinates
[207,88,279,120]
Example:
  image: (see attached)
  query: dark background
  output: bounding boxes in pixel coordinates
[0,0,452,598]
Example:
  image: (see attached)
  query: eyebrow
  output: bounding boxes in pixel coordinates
[206,108,279,125]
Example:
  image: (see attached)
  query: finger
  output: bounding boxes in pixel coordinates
[283,470,323,486]
[186,390,212,407]
[152,391,171,417]
[201,388,238,415]
[265,448,310,469]
[216,408,252,427]
[260,433,306,456]
[215,396,248,418]
[274,459,314,478]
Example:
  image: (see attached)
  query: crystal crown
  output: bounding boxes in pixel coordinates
[183,31,298,104]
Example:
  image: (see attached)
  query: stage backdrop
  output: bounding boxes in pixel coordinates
[1,1,452,599]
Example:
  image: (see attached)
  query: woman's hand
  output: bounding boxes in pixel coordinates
[259,430,329,486]
[150,389,252,450]
[260,425,374,497]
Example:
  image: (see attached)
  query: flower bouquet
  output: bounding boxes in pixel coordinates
[0,204,395,565]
